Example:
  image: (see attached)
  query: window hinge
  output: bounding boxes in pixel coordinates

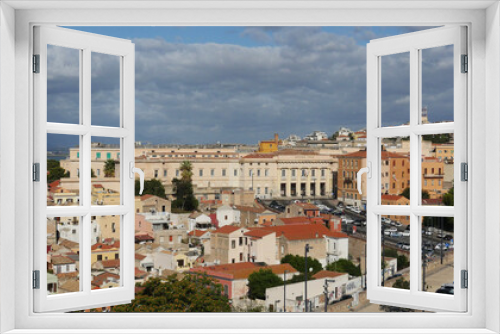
[33,163,40,182]
[461,54,468,73]
[461,270,468,289]
[33,270,40,289]
[33,54,40,73]
[461,162,468,181]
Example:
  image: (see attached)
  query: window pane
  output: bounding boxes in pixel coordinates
[91,52,121,127]
[47,45,80,124]
[420,216,454,294]
[47,216,81,294]
[421,134,454,206]
[91,137,121,205]
[47,134,80,206]
[380,215,411,290]
[380,137,410,205]
[91,215,121,290]
[421,45,454,124]
[381,52,410,127]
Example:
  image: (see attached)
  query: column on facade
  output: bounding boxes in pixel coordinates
[325,169,332,197]
[306,167,312,197]
[316,169,322,197]
[286,167,292,198]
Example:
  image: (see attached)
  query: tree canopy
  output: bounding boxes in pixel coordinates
[172,161,198,212]
[47,159,69,183]
[104,159,116,177]
[247,269,283,300]
[442,187,454,206]
[135,178,167,198]
[112,275,231,312]
[400,187,430,200]
[382,249,410,271]
[325,259,361,277]
[280,254,322,275]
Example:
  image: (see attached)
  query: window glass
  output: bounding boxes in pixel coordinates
[91,52,121,127]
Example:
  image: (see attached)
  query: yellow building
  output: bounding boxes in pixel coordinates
[433,143,454,163]
[95,215,120,241]
[421,157,445,199]
[91,184,120,205]
[258,133,280,153]
[91,242,120,265]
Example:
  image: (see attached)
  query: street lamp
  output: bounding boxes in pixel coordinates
[304,243,313,312]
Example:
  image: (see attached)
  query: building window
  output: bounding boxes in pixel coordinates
[96,169,100,176]
[199,169,203,177]
[291,169,296,177]
[163,169,167,177]
[234,169,238,176]
[222,169,226,176]
[321,169,325,177]
[211,169,215,176]
[107,152,111,159]
[154,169,158,178]
[176,169,179,177]
[281,169,286,177]
[96,152,101,159]
[265,169,269,177]
[231,240,236,249]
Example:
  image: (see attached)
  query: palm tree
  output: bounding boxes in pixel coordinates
[180,161,193,182]
[104,159,115,177]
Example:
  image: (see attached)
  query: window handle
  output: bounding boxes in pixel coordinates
[356,162,371,195]
[129,162,145,195]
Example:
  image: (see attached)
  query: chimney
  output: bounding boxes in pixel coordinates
[330,216,342,232]
[274,133,279,145]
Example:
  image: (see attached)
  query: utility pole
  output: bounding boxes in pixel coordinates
[323,279,336,312]
[304,243,313,312]
[422,255,427,291]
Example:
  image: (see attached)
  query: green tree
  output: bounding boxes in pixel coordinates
[392,277,410,290]
[112,274,231,312]
[280,254,322,275]
[91,169,96,178]
[171,161,199,212]
[423,133,451,144]
[104,159,115,177]
[382,249,410,270]
[400,187,430,200]
[330,131,339,140]
[136,178,166,198]
[247,269,283,300]
[325,259,361,277]
[180,160,193,181]
[47,159,69,183]
[442,187,454,206]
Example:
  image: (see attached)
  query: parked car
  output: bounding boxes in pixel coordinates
[393,221,403,227]
[390,231,403,238]
[386,227,397,232]
[384,230,391,236]
[435,283,454,295]
[344,218,354,224]
[401,243,410,250]
[402,231,410,237]
[443,234,454,241]
[353,219,363,226]
[435,243,448,250]
[381,217,391,224]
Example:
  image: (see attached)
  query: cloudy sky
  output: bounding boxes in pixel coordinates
[47,26,453,150]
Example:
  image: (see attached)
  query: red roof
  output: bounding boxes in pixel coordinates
[188,229,209,237]
[102,259,120,268]
[91,272,120,288]
[91,242,120,251]
[140,194,154,200]
[260,224,348,241]
[244,229,275,238]
[48,180,60,190]
[312,270,347,279]
[280,217,311,225]
[135,234,154,241]
[422,198,443,205]
[191,262,297,280]
[135,254,146,260]
[212,225,241,235]
[92,184,104,188]
[381,194,406,201]
[134,268,148,279]
[340,150,408,159]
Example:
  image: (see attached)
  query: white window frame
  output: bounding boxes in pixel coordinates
[0,2,498,333]
[365,26,467,312]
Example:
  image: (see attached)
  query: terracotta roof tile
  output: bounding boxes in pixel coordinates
[212,225,241,235]
[244,229,275,238]
[51,255,75,265]
[102,259,120,268]
[312,270,347,279]
[280,217,311,225]
[188,229,209,237]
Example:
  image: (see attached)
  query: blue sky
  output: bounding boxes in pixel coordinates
[47,26,452,150]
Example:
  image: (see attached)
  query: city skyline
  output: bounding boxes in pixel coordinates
[47,26,453,149]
